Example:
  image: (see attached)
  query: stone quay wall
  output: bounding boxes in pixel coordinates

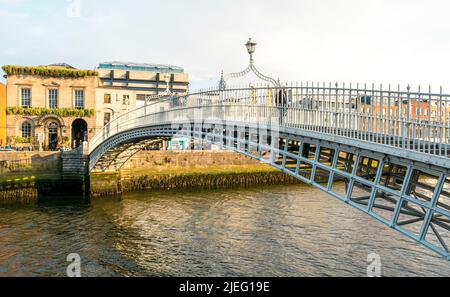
[90,151,300,197]
[0,150,301,203]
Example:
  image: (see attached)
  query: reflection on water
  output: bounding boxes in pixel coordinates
[0,184,449,277]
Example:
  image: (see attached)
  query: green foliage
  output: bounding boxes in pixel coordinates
[1,65,98,78]
[58,136,70,146]
[11,136,37,144]
[7,107,95,118]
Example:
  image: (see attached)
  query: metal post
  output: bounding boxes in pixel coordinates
[419,174,446,241]
[406,85,411,150]
[334,82,338,136]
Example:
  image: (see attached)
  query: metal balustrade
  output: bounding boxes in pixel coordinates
[90,84,450,161]
[87,83,450,261]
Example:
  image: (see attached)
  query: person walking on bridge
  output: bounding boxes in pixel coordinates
[276,88,288,127]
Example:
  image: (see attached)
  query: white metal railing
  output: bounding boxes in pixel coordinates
[89,83,450,159]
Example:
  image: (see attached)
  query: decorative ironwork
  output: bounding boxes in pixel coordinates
[88,84,450,261]
[219,38,280,89]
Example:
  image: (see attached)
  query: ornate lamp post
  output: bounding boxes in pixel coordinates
[125,95,130,112]
[219,38,280,90]
[245,38,257,63]
[164,73,171,95]
[142,74,172,106]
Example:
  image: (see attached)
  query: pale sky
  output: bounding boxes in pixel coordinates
[1,0,450,91]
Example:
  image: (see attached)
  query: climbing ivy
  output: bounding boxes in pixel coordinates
[11,136,37,144]
[7,107,95,118]
[2,65,98,78]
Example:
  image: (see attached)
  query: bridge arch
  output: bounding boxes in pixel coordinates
[90,125,176,171]
[87,85,450,261]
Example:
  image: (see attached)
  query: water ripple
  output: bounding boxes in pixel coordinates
[0,185,450,276]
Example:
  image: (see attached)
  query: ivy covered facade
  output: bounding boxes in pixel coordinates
[1,62,190,151]
[3,64,100,150]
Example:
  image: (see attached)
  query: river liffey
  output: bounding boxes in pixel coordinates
[1,184,450,277]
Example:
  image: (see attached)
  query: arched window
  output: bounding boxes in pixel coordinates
[21,122,32,138]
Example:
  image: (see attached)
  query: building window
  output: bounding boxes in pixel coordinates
[21,122,32,138]
[136,94,147,108]
[123,95,130,105]
[104,112,111,126]
[48,89,58,109]
[136,94,146,101]
[21,88,31,107]
[75,90,85,109]
[104,94,111,104]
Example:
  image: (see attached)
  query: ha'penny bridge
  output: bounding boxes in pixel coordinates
[67,39,450,261]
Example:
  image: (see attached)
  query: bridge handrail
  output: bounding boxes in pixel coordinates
[89,84,450,159]
[87,83,450,261]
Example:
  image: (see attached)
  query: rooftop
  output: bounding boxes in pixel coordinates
[98,61,184,74]
[44,63,77,69]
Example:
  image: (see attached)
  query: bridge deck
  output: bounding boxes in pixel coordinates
[87,85,450,261]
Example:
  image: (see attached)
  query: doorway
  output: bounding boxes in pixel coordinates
[47,122,59,150]
[72,119,88,149]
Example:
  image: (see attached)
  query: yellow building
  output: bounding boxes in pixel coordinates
[2,63,100,150]
[0,82,6,147]
[95,62,189,128]
[1,62,190,150]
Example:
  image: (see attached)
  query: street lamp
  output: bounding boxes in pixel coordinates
[125,96,130,112]
[245,38,257,62]
[219,37,279,89]
[164,73,171,95]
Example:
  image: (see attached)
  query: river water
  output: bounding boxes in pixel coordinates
[1,184,449,277]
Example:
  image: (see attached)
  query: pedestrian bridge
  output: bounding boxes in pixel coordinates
[88,83,450,261]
